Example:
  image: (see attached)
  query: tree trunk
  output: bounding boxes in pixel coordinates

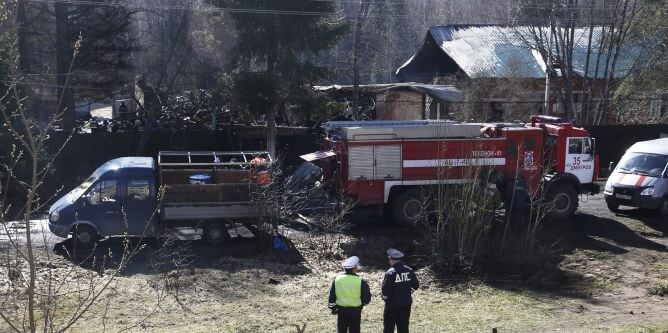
[555,21,577,121]
[55,2,75,130]
[580,0,596,125]
[265,15,280,158]
[24,154,38,333]
[266,107,277,157]
[352,2,369,117]
[596,0,632,125]
[16,0,30,74]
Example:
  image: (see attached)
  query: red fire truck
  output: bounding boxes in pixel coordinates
[299,116,600,225]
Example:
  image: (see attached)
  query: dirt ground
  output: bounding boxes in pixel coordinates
[1,184,667,332]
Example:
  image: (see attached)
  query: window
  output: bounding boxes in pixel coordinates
[583,139,592,154]
[128,180,150,201]
[568,138,585,154]
[618,153,668,177]
[86,180,118,205]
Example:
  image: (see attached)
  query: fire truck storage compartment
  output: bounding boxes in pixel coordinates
[502,128,545,195]
[348,145,402,180]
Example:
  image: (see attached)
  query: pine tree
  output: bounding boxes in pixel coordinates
[13,0,137,128]
[209,0,350,156]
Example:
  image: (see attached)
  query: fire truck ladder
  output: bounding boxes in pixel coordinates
[322,119,461,131]
[323,120,482,140]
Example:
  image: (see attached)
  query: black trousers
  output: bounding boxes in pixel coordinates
[337,307,362,333]
[383,304,411,333]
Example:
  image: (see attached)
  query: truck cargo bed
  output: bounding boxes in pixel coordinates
[157,151,273,222]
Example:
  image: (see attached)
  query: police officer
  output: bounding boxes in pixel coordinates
[382,248,419,333]
[328,256,371,333]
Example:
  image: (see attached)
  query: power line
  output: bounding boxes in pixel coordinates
[311,0,409,5]
[25,0,409,18]
[19,0,668,25]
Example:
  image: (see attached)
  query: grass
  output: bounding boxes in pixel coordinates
[600,321,668,333]
[648,284,668,297]
[31,269,610,333]
[409,284,588,333]
[1,233,666,332]
[2,264,665,333]
[560,248,622,292]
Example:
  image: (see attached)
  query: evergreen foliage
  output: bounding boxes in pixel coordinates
[57,0,138,99]
[209,0,351,125]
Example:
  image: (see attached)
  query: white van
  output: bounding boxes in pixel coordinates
[604,138,668,215]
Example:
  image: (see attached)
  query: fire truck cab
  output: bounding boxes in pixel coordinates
[301,116,599,226]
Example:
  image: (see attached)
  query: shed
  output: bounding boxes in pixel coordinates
[315,83,463,120]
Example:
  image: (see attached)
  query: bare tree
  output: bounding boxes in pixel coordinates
[614,0,668,123]
[513,0,644,125]
[1,8,158,331]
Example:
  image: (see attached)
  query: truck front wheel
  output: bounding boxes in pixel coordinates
[658,198,668,217]
[72,225,98,248]
[606,201,620,213]
[390,188,424,227]
[204,222,230,246]
[545,184,578,221]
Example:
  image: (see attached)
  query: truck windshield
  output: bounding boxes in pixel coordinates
[617,152,668,177]
[65,176,97,203]
[64,158,123,203]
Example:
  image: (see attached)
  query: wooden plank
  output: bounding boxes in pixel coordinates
[162,183,257,203]
[161,202,272,221]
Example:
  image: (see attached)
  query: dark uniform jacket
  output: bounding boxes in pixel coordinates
[328,273,372,309]
[381,262,419,306]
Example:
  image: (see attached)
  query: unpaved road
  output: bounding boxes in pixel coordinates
[1,185,667,332]
[548,190,668,330]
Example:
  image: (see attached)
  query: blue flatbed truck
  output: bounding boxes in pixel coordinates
[48,151,273,246]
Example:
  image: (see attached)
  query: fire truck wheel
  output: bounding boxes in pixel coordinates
[546,184,577,221]
[390,189,424,227]
[204,222,230,246]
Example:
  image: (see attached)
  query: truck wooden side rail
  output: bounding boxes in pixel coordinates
[158,151,273,222]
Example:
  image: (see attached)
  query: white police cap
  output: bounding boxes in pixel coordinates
[387,248,404,259]
[342,256,359,268]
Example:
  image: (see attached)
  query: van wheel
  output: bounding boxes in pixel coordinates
[204,222,230,246]
[607,202,620,213]
[72,225,98,248]
[658,198,668,217]
[390,189,424,227]
[545,184,577,221]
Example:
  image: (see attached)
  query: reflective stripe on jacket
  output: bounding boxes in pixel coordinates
[334,274,362,307]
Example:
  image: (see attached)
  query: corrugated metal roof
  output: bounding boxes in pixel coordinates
[397,25,642,79]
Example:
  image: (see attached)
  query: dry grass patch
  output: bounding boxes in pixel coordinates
[559,249,621,292]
